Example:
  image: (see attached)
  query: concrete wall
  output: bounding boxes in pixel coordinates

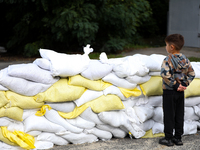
[168,0,200,47]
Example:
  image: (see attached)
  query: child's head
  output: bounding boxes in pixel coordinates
[165,34,184,51]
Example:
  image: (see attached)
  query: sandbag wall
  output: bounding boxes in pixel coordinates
[0,46,200,150]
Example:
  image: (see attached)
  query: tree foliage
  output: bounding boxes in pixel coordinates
[0,0,152,56]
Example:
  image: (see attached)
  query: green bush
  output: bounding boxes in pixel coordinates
[1,0,152,56]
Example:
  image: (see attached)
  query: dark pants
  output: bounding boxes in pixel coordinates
[162,90,184,140]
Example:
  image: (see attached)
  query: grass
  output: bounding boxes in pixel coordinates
[188,57,200,62]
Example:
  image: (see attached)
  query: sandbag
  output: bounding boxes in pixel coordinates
[61,132,98,144]
[45,102,76,113]
[33,58,51,70]
[7,63,59,84]
[81,59,112,80]
[36,78,85,103]
[152,107,163,124]
[0,84,8,91]
[0,68,52,96]
[39,45,93,77]
[185,79,200,98]
[138,119,155,132]
[66,116,95,129]
[37,132,69,146]
[191,62,200,78]
[74,89,103,107]
[58,95,125,119]
[139,76,163,96]
[23,114,68,135]
[185,96,200,107]
[84,127,112,141]
[102,73,137,90]
[0,107,23,121]
[126,74,151,84]
[69,75,111,91]
[133,106,154,123]
[0,91,9,108]
[44,108,83,133]
[184,107,199,121]
[5,91,44,109]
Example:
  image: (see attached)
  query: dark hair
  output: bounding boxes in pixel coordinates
[165,34,184,50]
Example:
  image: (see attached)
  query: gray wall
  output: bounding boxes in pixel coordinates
[168,0,200,47]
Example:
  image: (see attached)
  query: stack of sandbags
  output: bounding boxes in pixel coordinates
[0,46,200,150]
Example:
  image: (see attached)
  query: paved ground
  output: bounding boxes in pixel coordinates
[0,47,200,150]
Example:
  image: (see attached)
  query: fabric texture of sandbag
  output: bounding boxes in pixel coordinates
[0,68,52,96]
[36,78,85,103]
[33,58,51,70]
[139,76,163,96]
[39,45,93,77]
[0,91,9,108]
[69,75,112,91]
[191,62,200,78]
[0,84,8,91]
[102,73,137,90]
[0,107,23,121]
[81,59,112,80]
[184,79,200,98]
[126,74,151,84]
[58,95,125,119]
[7,63,59,84]
[45,102,76,113]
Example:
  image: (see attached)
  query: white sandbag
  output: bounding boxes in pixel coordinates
[80,107,104,125]
[122,98,137,108]
[103,85,127,100]
[7,121,24,132]
[148,71,160,76]
[152,107,163,124]
[0,117,13,126]
[37,132,69,146]
[126,74,151,84]
[124,107,142,125]
[183,120,197,135]
[138,119,155,132]
[22,109,39,120]
[185,96,200,107]
[44,108,83,133]
[152,122,164,134]
[39,45,93,77]
[133,106,154,123]
[184,107,199,121]
[7,63,59,84]
[45,102,76,113]
[149,54,166,71]
[145,96,162,107]
[193,106,200,117]
[0,68,52,96]
[33,140,54,150]
[33,58,51,70]
[74,89,103,107]
[96,124,127,138]
[84,127,112,141]
[113,55,149,77]
[99,52,125,65]
[81,59,112,80]
[23,114,67,135]
[61,132,98,144]
[102,73,137,90]
[0,84,8,91]
[66,116,95,129]
[98,110,145,138]
[27,131,42,137]
[191,62,200,78]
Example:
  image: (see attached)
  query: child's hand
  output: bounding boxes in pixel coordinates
[177,84,187,91]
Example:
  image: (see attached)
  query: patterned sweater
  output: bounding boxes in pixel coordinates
[160,53,195,90]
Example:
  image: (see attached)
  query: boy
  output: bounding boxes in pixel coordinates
[159,34,195,146]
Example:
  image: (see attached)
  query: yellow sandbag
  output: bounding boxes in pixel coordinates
[35,78,85,103]
[59,94,125,119]
[185,79,200,98]
[1,127,35,149]
[68,75,112,91]
[0,91,9,108]
[0,127,17,146]
[141,129,164,138]
[0,107,23,121]
[35,105,52,116]
[119,87,141,98]
[140,76,163,96]
[5,91,44,109]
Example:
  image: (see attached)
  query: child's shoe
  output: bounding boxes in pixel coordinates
[159,137,174,146]
[172,138,183,146]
